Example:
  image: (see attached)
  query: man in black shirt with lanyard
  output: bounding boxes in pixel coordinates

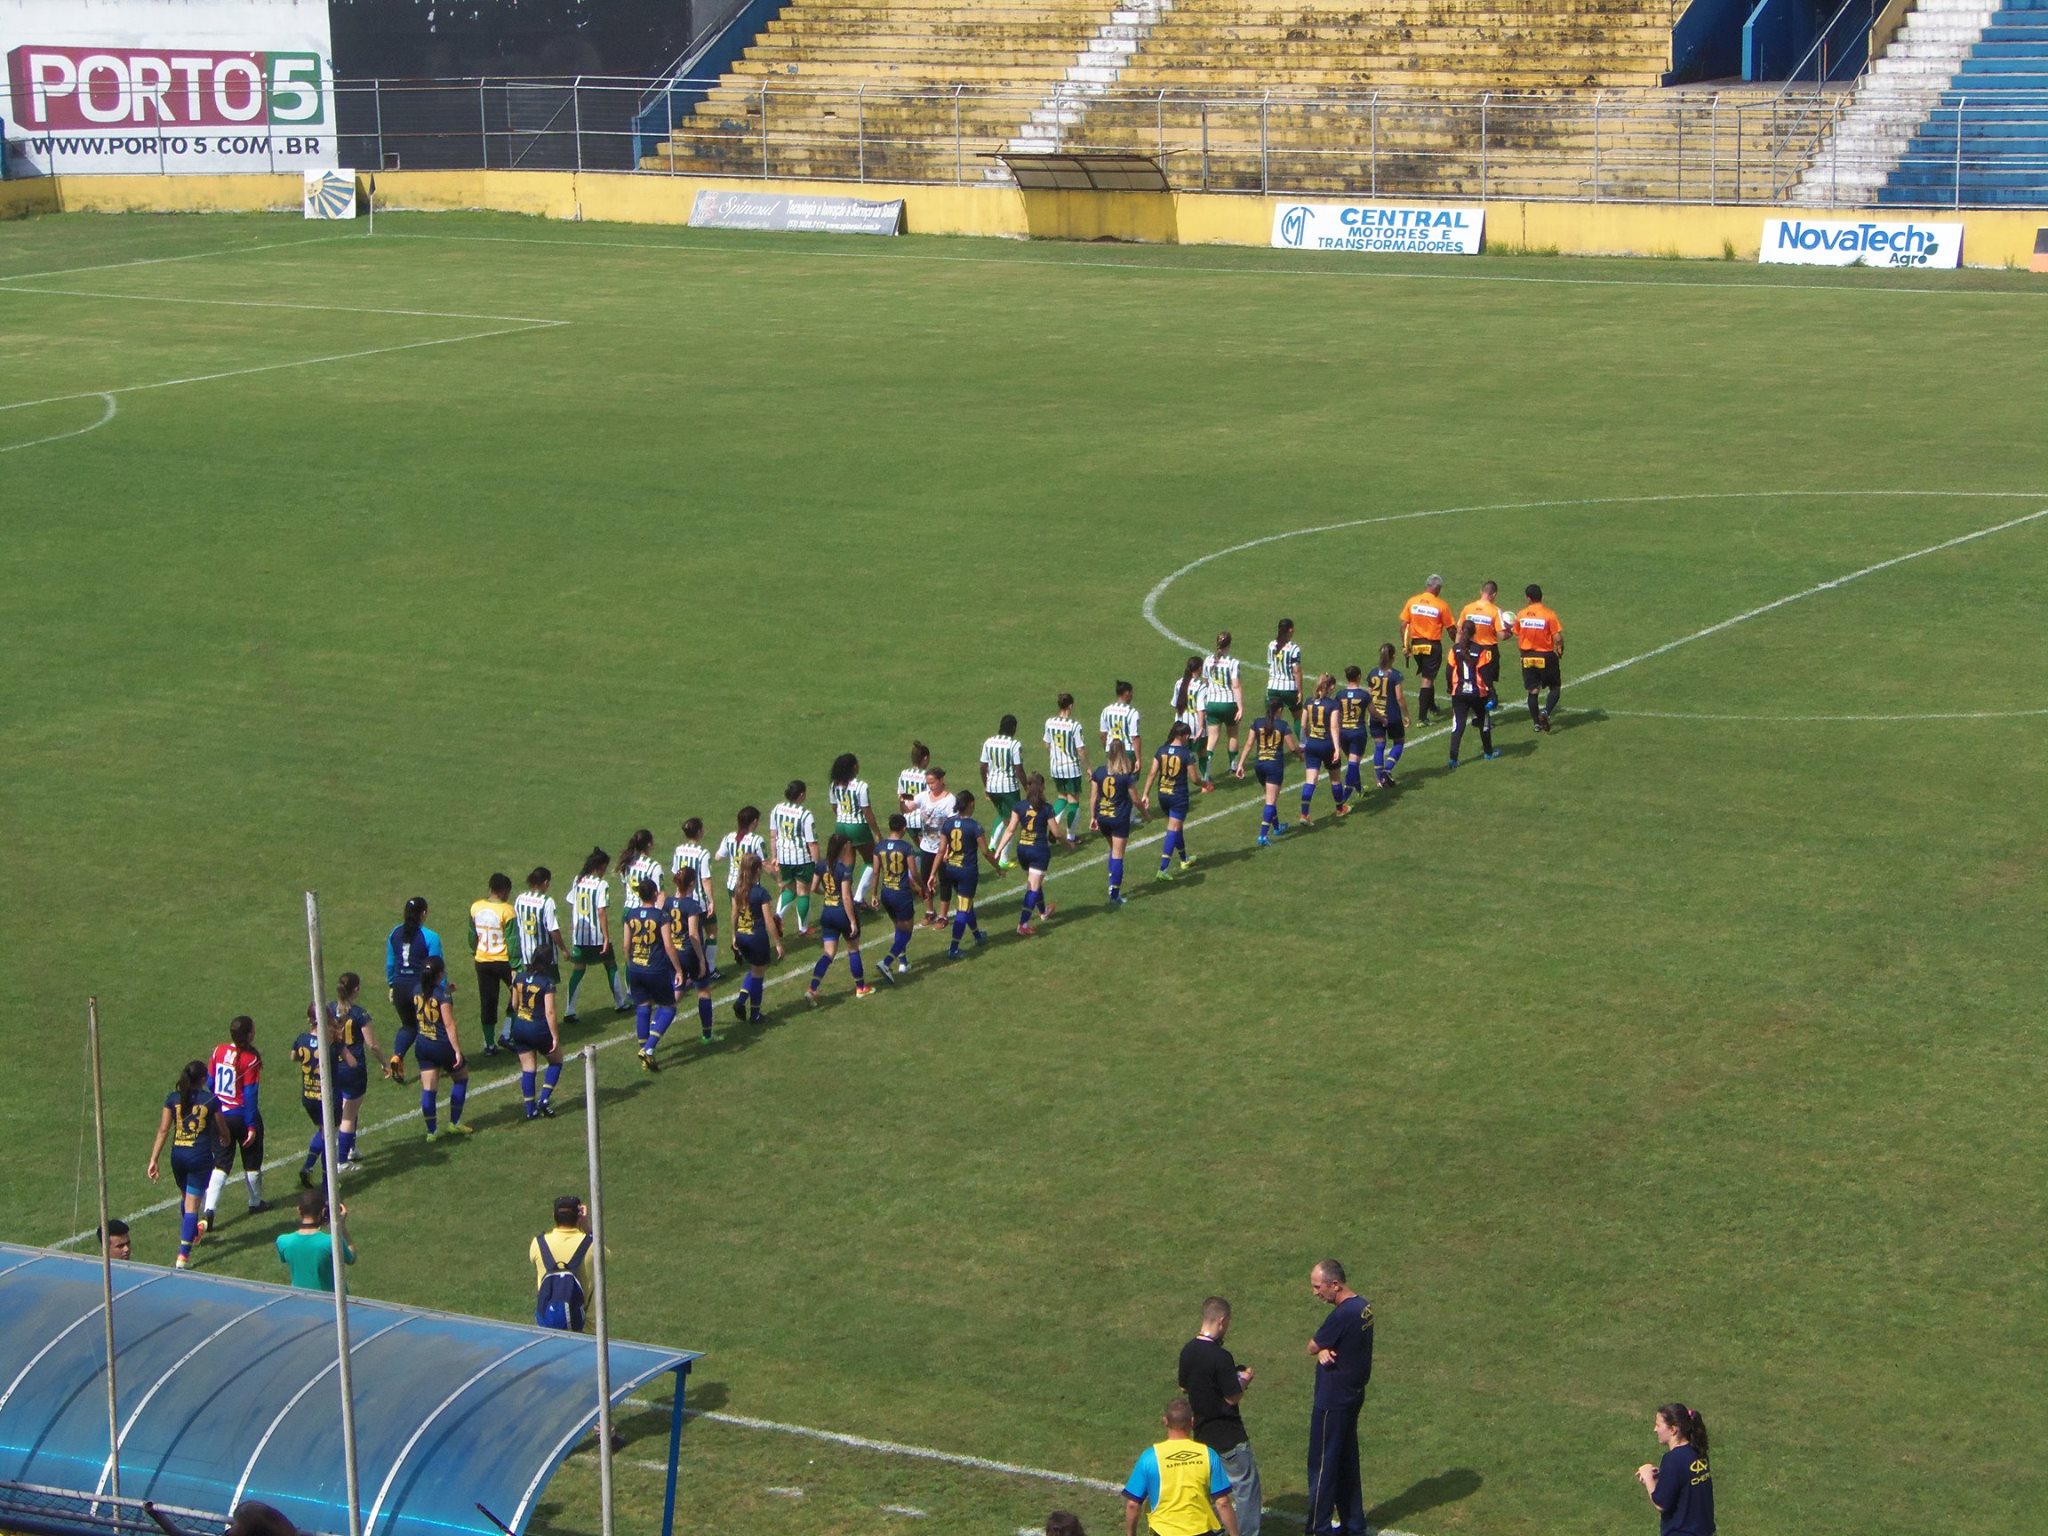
[1305,1259,1373,1536]
[1178,1297,1261,1536]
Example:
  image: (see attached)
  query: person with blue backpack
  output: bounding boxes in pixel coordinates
[530,1194,595,1332]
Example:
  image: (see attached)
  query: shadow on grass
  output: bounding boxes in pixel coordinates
[1370,1466,1484,1528]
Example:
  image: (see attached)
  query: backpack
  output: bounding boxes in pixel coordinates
[535,1233,592,1330]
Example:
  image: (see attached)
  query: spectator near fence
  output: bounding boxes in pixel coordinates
[275,1192,355,1292]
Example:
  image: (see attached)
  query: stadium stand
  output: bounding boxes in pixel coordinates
[641,0,1836,202]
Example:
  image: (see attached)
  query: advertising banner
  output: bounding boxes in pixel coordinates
[689,189,904,236]
[1271,201,1484,256]
[0,0,335,176]
[1759,216,1963,269]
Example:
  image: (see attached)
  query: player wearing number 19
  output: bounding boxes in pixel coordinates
[1139,722,1199,878]
[994,774,1074,935]
[1297,675,1345,824]
[623,878,686,1072]
[806,833,872,1004]
[1090,746,1143,906]
[1235,708,1298,847]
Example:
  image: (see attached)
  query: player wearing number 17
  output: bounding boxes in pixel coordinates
[1514,584,1564,732]
[1235,707,1298,847]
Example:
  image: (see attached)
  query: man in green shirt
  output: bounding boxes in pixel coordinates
[276,1190,355,1291]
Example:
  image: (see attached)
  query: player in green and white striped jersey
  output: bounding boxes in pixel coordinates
[618,829,666,923]
[1200,631,1245,788]
[513,867,565,975]
[714,808,767,893]
[769,782,821,935]
[1043,693,1090,834]
[566,846,628,1020]
[1099,682,1142,763]
[828,753,884,907]
[1170,655,1212,788]
[979,716,1024,865]
[672,818,719,973]
[1266,616,1304,723]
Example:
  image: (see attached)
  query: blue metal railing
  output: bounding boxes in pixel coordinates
[1745,0,1881,82]
[631,0,793,163]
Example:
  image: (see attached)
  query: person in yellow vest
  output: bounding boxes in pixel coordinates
[1121,1397,1240,1536]
[1396,575,1457,724]
[1457,580,1506,712]
[470,873,518,1057]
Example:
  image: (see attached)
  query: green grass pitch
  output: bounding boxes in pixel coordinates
[2,210,2045,1536]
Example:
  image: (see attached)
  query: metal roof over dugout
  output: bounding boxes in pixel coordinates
[0,1244,700,1536]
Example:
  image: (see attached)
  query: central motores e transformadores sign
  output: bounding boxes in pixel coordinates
[1271,202,1485,256]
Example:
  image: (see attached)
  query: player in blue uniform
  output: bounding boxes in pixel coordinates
[623,877,686,1072]
[1336,665,1373,803]
[289,1006,354,1188]
[667,868,717,1043]
[729,851,784,1024]
[506,962,563,1118]
[384,895,442,1084]
[1088,746,1143,906]
[936,792,998,958]
[1235,706,1299,846]
[994,774,1076,935]
[871,815,922,979]
[1367,642,1409,788]
[1138,722,1200,878]
[410,956,471,1139]
[147,1060,230,1267]
[806,834,872,1004]
[326,973,378,1173]
[1298,673,1346,824]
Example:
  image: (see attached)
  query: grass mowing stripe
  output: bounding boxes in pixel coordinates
[0,283,563,326]
[58,503,2043,1249]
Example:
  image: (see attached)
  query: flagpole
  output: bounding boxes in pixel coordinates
[86,998,121,1510]
[582,1046,615,1536]
[306,892,364,1536]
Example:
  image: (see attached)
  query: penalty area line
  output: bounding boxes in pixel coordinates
[0,392,114,455]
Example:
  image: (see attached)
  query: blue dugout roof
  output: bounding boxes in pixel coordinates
[0,1244,700,1536]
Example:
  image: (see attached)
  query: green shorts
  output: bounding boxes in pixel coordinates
[570,943,608,966]
[1266,688,1300,709]
[779,861,816,885]
[836,822,874,848]
[1204,701,1239,725]
[988,791,1018,824]
[1053,776,1083,799]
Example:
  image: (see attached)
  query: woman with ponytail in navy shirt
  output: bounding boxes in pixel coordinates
[1636,1402,1714,1535]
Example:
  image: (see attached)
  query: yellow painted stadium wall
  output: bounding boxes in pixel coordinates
[0,179,61,219]
[37,169,2048,267]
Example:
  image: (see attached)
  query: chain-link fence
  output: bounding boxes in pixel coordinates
[17,76,2048,209]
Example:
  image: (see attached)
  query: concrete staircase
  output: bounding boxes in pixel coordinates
[1006,0,1175,154]
[1791,0,1996,204]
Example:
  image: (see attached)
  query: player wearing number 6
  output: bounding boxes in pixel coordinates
[1089,745,1143,906]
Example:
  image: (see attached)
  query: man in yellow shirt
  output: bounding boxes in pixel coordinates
[1457,581,1506,712]
[471,874,517,1056]
[530,1194,594,1331]
[1122,1397,1239,1536]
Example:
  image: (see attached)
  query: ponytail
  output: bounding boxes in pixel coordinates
[176,1059,206,1113]
[1658,1403,1709,1457]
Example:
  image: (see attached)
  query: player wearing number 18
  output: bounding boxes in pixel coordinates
[146,1060,229,1268]
[872,816,923,977]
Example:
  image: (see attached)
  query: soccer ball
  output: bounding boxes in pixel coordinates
[1499,608,1518,628]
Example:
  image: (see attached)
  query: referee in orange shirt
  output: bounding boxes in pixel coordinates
[1396,576,1456,724]
[1458,581,1506,711]
[1513,584,1564,731]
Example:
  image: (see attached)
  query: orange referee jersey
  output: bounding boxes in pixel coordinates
[1458,597,1504,648]
[1512,602,1562,654]
[1399,591,1455,644]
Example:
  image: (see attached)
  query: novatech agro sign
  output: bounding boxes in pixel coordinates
[689,189,904,236]
[0,0,335,176]
[1760,216,1963,269]
[1272,202,1484,256]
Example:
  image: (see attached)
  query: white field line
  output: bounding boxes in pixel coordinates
[374,228,2048,299]
[0,391,114,454]
[56,500,2046,1249]
[1603,707,2048,722]
[0,320,565,419]
[0,234,346,284]
[0,283,562,326]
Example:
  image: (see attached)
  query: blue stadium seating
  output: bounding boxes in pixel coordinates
[1881,0,2048,206]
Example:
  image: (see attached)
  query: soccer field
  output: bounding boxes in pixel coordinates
[3,210,2045,1536]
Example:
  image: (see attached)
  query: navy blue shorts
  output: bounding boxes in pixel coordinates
[950,870,979,902]
[1255,764,1285,787]
[1303,746,1333,769]
[735,936,771,969]
[334,1072,367,1102]
[1370,717,1406,742]
[676,947,708,987]
[1096,819,1131,841]
[881,890,915,924]
[821,907,854,937]
[1018,848,1050,872]
[170,1151,213,1197]
[1339,731,1369,757]
[1159,799,1190,822]
[628,968,676,1005]
[510,1015,555,1052]
[414,1037,458,1070]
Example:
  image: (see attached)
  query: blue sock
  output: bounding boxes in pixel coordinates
[968,907,983,937]
[811,954,832,988]
[449,1081,467,1125]
[1388,742,1405,770]
[541,1062,561,1103]
[890,926,911,958]
[392,1024,416,1064]
[634,1003,651,1045]
[746,975,763,1015]
[1300,783,1314,815]
[1160,829,1179,870]
[848,952,864,983]
[1345,759,1362,790]
[651,1006,675,1043]
[1333,779,1349,806]
[698,994,714,1034]
[179,1208,198,1260]
[337,1130,356,1163]
[1262,803,1277,829]
[1108,857,1124,898]
[1373,739,1386,771]
[302,1131,323,1173]
[421,1088,437,1134]
[521,1070,537,1114]
[951,911,968,945]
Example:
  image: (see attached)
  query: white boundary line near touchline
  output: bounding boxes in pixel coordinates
[53,493,2048,1251]
[0,282,562,327]
[0,233,348,285]
[1604,706,2048,722]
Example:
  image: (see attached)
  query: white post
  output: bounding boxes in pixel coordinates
[1953,95,1965,209]
[573,76,585,173]
[87,999,120,1512]
[857,83,867,182]
[306,893,364,1536]
[583,1047,615,1536]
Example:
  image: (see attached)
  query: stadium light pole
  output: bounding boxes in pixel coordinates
[306,892,365,1536]
[86,997,121,1511]
[581,1046,616,1536]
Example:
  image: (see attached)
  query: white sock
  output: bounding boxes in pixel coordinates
[855,867,874,902]
[245,1170,263,1205]
[203,1168,228,1214]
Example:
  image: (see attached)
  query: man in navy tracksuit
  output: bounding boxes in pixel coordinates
[1304,1259,1373,1535]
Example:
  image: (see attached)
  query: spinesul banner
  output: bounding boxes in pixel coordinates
[1759,216,1963,269]
[689,189,904,236]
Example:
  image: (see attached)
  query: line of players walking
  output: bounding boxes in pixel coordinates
[142,578,1561,1268]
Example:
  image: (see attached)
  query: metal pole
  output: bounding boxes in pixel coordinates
[1710,92,1720,205]
[666,81,675,175]
[1592,90,1603,202]
[1480,92,1490,202]
[573,76,584,173]
[954,85,963,184]
[760,83,770,178]
[480,80,489,169]
[373,78,384,170]
[1155,88,1165,162]
[87,999,120,1513]
[1200,99,1209,190]
[1954,95,1965,209]
[583,1047,616,1536]
[1673,95,1682,202]
[1370,93,1378,196]
[306,894,364,1536]
[1260,90,1270,195]
[857,83,867,182]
